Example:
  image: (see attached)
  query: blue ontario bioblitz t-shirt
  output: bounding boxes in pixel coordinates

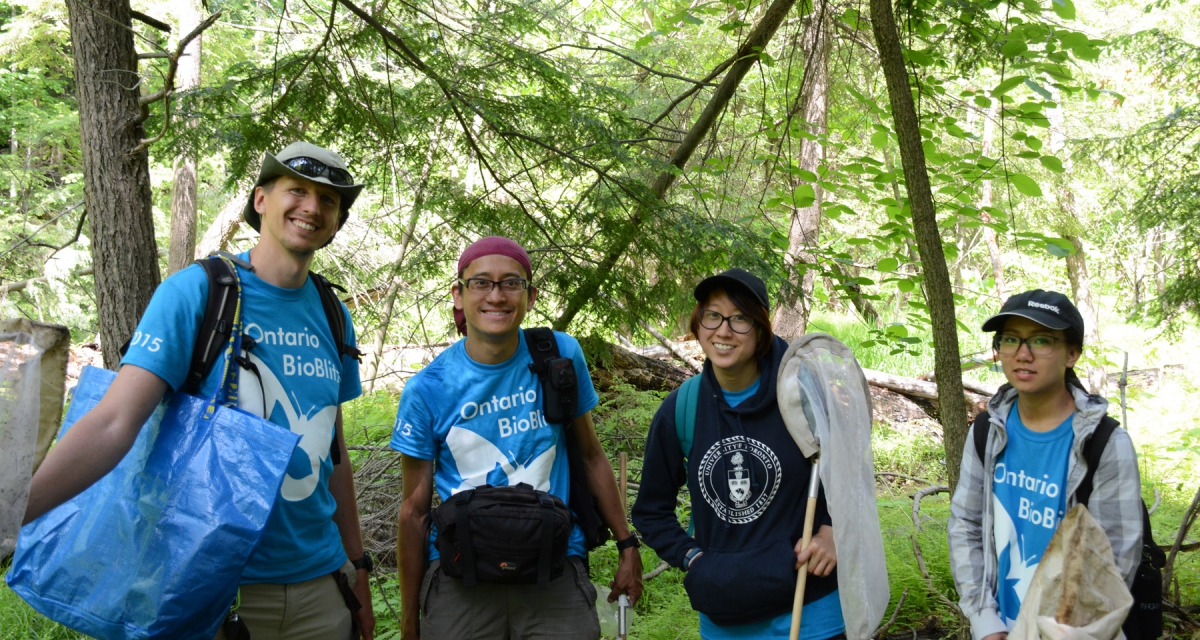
[992,403,1074,627]
[388,330,599,559]
[121,252,362,584]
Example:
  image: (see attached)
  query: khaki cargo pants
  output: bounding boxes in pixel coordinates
[212,561,357,640]
[419,556,600,639]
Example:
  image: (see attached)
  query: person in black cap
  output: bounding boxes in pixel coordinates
[948,290,1143,640]
[24,142,375,639]
[632,269,846,639]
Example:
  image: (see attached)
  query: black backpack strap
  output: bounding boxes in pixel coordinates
[309,272,363,363]
[525,327,558,375]
[1076,415,1119,507]
[524,327,608,552]
[183,257,240,396]
[538,493,554,590]
[309,271,362,466]
[972,410,992,463]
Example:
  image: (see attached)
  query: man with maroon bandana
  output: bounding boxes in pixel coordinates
[390,236,643,639]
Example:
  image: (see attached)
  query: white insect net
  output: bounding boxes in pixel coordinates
[1,332,43,557]
[778,333,890,640]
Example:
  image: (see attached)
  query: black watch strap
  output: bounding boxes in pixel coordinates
[351,553,374,572]
[615,534,640,551]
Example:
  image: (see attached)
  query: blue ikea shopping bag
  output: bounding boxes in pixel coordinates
[8,350,300,636]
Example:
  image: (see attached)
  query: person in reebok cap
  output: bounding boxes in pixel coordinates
[243,141,365,245]
[948,289,1143,640]
[390,235,643,640]
[24,141,376,639]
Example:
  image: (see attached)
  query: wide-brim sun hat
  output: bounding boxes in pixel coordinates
[242,141,365,232]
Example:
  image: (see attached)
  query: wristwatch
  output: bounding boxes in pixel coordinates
[351,553,374,572]
[615,534,640,551]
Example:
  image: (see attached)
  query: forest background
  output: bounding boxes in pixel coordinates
[1,0,1199,636]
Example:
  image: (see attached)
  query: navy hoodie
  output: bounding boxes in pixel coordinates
[632,336,836,627]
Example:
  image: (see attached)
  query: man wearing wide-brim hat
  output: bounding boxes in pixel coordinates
[24,141,376,639]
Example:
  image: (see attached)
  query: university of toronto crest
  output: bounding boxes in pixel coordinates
[697,436,782,525]
[727,452,751,507]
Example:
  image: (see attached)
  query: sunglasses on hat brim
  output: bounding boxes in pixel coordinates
[281,156,354,186]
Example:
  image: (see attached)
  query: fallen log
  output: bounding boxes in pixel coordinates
[863,368,991,412]
[585,337,692,393]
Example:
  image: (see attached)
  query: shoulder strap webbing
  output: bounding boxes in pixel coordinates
[972,410,992,463]
[674,374,701,537]
[309,271,363,363]
[1076,415,1119,507]
[184,257,240,396]
[675,374,701,460]
[524,327,558,374]
[308,271,361,466]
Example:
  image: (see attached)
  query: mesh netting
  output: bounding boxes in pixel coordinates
[1,333,43,557]
[778,333,890,640]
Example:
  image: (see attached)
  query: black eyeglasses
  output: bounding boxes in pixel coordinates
[996,334,1061,356]
[282,156,354,185]
[699,310,755,334]
[460,277,529,294]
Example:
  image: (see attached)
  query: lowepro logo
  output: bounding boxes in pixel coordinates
[1027,300,1060,314]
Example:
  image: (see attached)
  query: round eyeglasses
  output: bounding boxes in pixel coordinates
[996,334,1060,356]
[699,310,755,334]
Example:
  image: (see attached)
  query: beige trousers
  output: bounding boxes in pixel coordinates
[212,561,356,640]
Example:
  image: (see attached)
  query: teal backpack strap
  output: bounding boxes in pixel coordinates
[674,374,701,460]
[673,374,701,537]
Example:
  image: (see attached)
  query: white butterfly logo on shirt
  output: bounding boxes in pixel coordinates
[445,426,556,494]
[237,351,337,502]
[993,494,1037,623]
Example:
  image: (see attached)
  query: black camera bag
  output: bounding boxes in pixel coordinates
[433,483,573,590]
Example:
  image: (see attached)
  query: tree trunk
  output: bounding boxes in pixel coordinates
[1153,224,1165,300]
[869,0,969,491]
[195,193,246,258]
[553,0,798,331]
[167,0,203,275]
[774,1,832,341]
[66,0,161,368]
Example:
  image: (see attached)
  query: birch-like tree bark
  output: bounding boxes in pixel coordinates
[168,0,203,274]
[774,0,832,341]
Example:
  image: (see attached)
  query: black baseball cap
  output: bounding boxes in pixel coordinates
[982,289,1085,339]
[243,141,364,233]
[693,268,770,310]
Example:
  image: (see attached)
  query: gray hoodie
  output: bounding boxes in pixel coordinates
[947,384,1143,639]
